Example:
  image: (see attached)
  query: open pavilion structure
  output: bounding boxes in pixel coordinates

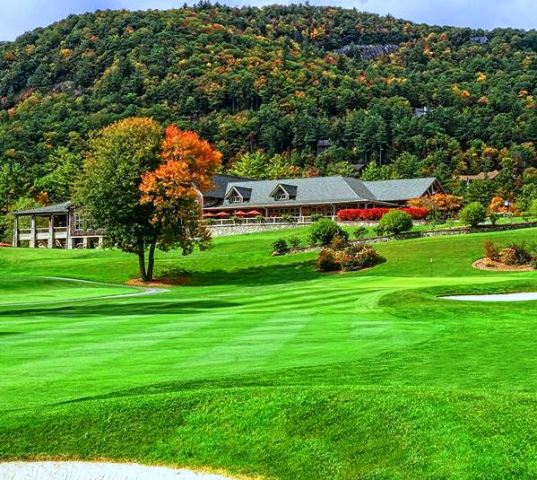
[12,202,104,249]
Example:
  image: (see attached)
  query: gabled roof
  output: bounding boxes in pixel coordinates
[218,176,378,208]
[270,183,298,198]
[225,185,252,201]
[203,174,249,199]
[363,177,439,202]
[14,201,72,216]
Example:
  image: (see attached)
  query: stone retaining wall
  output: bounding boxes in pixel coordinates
[209,223,308,237]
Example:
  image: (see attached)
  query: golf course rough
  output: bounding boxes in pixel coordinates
[1,226,537,479]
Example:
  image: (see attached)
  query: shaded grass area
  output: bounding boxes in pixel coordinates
[1,228,537,478]
[2,387,537,480]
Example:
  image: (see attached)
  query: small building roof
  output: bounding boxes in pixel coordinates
[14,201,72,216]
[458,170,499,182]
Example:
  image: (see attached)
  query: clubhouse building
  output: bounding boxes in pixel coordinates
[12,175,442,248]
[203,175,442,221]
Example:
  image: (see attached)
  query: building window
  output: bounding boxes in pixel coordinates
[274,193,288,201]
[229,195,242,203]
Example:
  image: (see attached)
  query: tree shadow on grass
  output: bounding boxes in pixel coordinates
[0,299,241,319]
[163,259,322,287]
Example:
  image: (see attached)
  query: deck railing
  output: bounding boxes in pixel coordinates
[205,216,337,227]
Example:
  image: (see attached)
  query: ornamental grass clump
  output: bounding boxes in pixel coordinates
[483,239,537,268]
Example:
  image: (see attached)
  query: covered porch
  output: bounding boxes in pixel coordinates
[13,202,105,249]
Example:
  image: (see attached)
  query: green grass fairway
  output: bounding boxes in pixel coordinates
[1,228,537,479]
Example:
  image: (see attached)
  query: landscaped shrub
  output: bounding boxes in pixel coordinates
[255,215,265,223]
[505,241,533,264]
[337,208,389,221]
[317,248,340,272]
[377,210,413,235]
[353,226,368,240]
[309,219,348,246]
[489,213,500,226]
[400,207,429,220]
[337,207,428,222]
[281,213,294,223]
[484,240,499,261]
[339,244,384,271]
[310,213,324,222]
[460,202,486,227]
[330,233,349,251]
[317,244,384,272]
[288,236,302,250]
[272,239,290,255]
[483,240,536,266]
[499,247,518,265]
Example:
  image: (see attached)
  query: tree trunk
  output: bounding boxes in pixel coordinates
[138,244,147,282]
[146,239,157,282]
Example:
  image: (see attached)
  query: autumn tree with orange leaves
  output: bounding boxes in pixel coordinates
[77,118,221,282]
[139,125,222,279]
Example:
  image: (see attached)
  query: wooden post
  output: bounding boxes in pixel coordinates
[29,215,37,248]
[12,215,19,247]
[47,214,55,248]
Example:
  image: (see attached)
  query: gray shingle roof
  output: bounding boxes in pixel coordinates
[203,174,249,199]
[208,176,440,209]
[216,176,378,208]
[14,201,72,216]
[363,178,438,202]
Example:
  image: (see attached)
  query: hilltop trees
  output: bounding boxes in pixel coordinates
[77,118,221,282]
[4,5,537,219]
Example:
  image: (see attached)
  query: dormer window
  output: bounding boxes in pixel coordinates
[224,186,252,204]
[270,184,297,201]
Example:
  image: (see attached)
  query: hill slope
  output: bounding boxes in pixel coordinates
[1,5,537,208]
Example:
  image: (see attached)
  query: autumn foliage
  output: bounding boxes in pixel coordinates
[140,125,222,212]
[408,194,463,215]
[139,124,222,254]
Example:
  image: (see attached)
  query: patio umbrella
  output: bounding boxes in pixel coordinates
[203,212,217,218]
[247,210,263,216]
[234,210,249,216]
[214,211,230,218]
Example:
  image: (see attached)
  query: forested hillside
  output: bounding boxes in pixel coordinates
[2,3,537,220]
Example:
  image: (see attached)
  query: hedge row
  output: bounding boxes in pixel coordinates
[337,207,429,221]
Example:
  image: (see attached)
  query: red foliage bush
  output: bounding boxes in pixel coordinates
[337,207,428,221]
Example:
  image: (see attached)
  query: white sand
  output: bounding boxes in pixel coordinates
[0,461,236,480]
[442,292,537,302]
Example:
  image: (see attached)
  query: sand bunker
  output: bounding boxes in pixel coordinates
[0,461,236,480]
[442,292,537,302]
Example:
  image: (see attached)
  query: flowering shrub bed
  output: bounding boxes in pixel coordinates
[337,207,428,221]
[483,240,537,268]
[317,244,384,272]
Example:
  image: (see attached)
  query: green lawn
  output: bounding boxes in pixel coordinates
[1,228,537,479]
